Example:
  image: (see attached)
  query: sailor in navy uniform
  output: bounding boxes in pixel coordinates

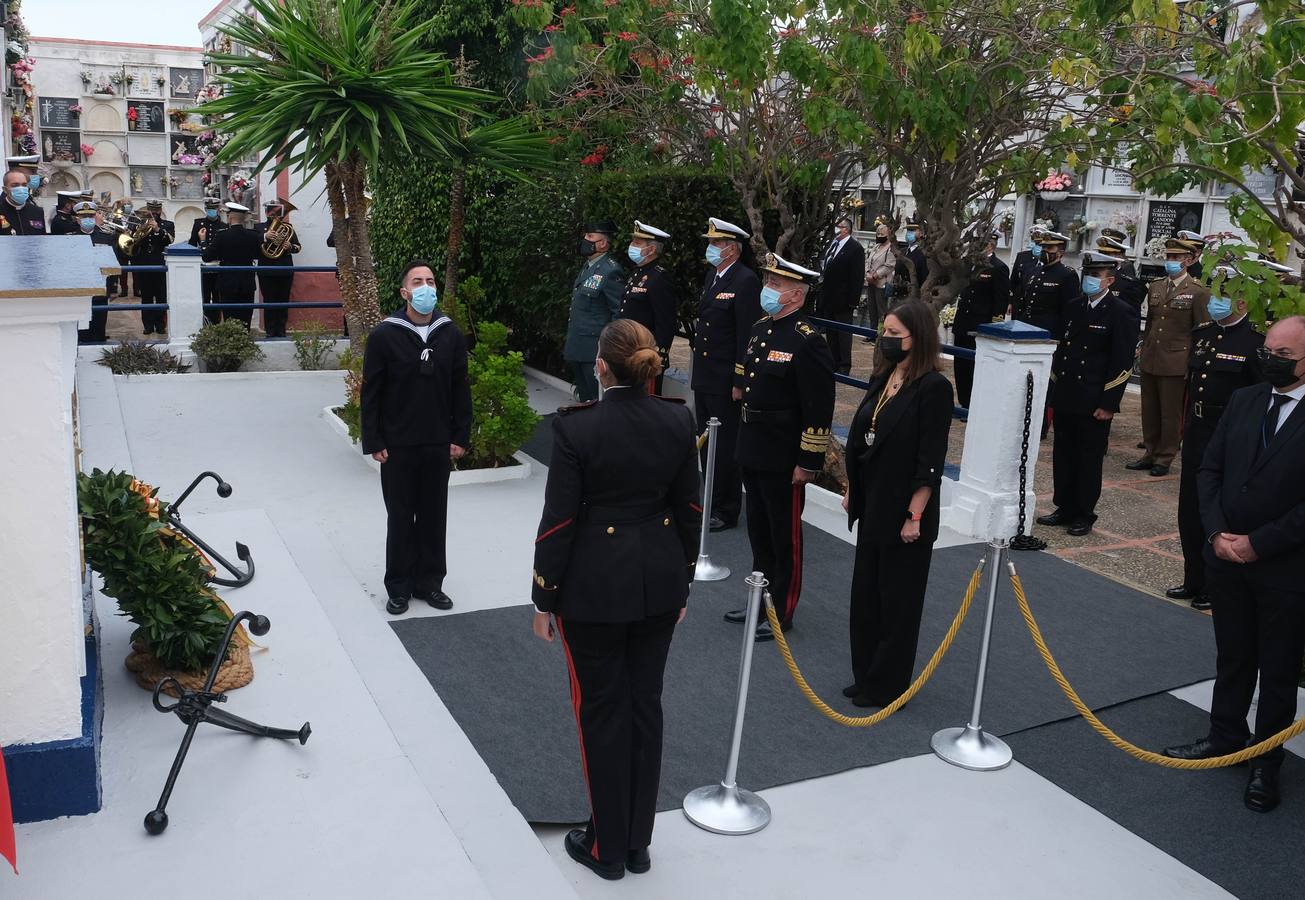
[49,189,93,235]
[531,319,700,881]
[1016,230,1079,338]
[1094,235,1145,316]
[692,216,762,531]
[893,216,929,299]
[1167,268,1263,610]
[0,155,47,236]
[1009,225,1047,312]
[724,253,835,640]
[618,220,677,394]
[1036,254,1137,536]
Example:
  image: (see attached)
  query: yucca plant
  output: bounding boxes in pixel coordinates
[199,0,494,336]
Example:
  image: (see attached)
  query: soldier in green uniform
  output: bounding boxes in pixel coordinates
[564,219,626,401]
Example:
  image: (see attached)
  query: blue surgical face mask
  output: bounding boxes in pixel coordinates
[1028,240,1038,252]
[1031,243,1043,259]
[78,217,96,234]
[627,245,644,265]
[1207,296,1232,320]
[1165,260,1184,277]
[206,209,218,219]
[1081,275,1102,296]
[905,230,917,245]
[28,175,40,192]
[9,186,30,205]
[705,244,724,266]
[408,283,438,315]
[760,286,785,316]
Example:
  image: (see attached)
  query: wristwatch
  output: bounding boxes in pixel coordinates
[907,511,922,522]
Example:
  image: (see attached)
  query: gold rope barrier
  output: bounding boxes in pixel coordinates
[1008,561,1305,769]
[696,428,709,450]
[763,560,986,727]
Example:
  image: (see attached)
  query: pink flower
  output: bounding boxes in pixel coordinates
[617,31,638,41]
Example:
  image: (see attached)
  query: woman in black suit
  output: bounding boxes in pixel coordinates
[530,319,701,881]
[841,300,953,707]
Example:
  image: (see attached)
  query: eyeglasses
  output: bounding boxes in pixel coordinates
[1256,347,1302,362]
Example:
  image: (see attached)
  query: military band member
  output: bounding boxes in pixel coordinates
[1127,235,1211,476]
[256,198,302,338]
[189,198,228,325]
[361,260,471,615]
[1009,225,1047,311]
[130,199,175,335]
[1094,235,1145,316]
[1037,254,1137,536]
[893,217,929,299]
[724,253,835,641]
[49,189,92,234]
[0,160,47,236]
[202,202,262,327]
[530,319,700,881]
[952,231,1010,411]
[692,217,761,532]
[618,220,677,393]
[1167,269,1263,610]
[77,200,112,344]
[564,219,625,402]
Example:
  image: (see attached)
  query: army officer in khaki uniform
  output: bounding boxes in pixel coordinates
[1127,235,1211,476]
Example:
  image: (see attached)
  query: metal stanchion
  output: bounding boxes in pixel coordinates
[683,572,772,834]
[930,540,1013,771]
[694,416,730,582]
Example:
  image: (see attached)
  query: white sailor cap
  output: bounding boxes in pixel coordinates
[1095,235,1130,256]
[1036,230,1071,246]
[72,200,97,214]
[1210,264,1240,281]
[224,202,250,213]
[762,252,820,285]
[703,216,750,241]
[5,154,39,170]
[1253,255,1295,275]
[1081,252,1119,271]
[1176,230,1206,244]
[632,220,670,241]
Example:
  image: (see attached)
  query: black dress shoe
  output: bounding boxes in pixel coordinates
[1124,458,1154,471]
[1245,766,1280,813]
[415,589,453,610]
[1165,584,1199,600]
[842,683,862,698]
[626,847,651,874]
[1136,441,1147,449]
[1163,737,1239,761]
[564,829,624,880]
[851,691,893,709]
[1067,520,1094,537]
[1191,596,1213,611]
[723,608,747,624]
[1035,510,1067,527]
[753,620,775,642]
[709,516,736,532]
[385,596,409,615]
[1149,465,1170,477]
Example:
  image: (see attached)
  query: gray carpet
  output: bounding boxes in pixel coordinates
[392,514,1217,823]
[1008,692,1305,900]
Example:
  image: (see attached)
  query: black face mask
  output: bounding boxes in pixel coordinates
[875,235,887,244]
[879,336,909,364]
[1262,353,1302,389]
[578,238,598,257]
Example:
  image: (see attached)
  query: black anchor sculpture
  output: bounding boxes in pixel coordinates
[144,611,311,835]
[166,470,255,587]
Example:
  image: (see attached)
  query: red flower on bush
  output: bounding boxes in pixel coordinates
[526,46,555,64]
[580,144,608,166]
[617,31,638,41]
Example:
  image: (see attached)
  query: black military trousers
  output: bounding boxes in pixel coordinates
[78,294,108,344]
[258,273,293,337]
[740,469,806,625]
[554,611,678,865]
[823,310,854,376]
[1177,415,1215,593]
[379,443,451,599]
[1207,570,1305,767]
[951,326,978,410]
[201,272,222,326]
[1051,411,1112,523]
[695,391,742,524]
[848,536,934,700]
[136,272,167,333]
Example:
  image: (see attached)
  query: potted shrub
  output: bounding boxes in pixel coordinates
[460,321,540,469]
[190,319,264,372]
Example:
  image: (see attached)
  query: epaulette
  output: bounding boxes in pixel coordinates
[557,401,599,416]
[796,320,818,339]
[754,315,770,325]
[1193,320,1216,330]
[650,394,685,404]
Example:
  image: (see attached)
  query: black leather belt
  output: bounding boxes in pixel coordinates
[1192,401,1224,420]
[742,406,796,424]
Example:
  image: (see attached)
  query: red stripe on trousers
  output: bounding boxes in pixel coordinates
[535,518,574,544]
[785,482,804,622]
[554,616,601,861]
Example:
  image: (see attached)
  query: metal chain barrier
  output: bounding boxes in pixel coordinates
[762,560,986,727]
[1010,370,1048,552]
[1008,560,1305,768]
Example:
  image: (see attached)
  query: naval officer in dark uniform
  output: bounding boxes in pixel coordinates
[0,161,47,236]
[1167,269,1263,610]
[1017,230,1080,437]
[49,190,91,234]
[618,219,677,394]
[692,216,762,531]
[1036,254,1137,536]
[189,197,228,325]
[952,230,1010,411]
[531,318,700,881]
[724,253,835,640]
[202,202,263,327]
[1008,225,1047,313]
[1093,234,1145,316]
[893,216,929,300]
[129,199,175,335]
[361,260,472,615]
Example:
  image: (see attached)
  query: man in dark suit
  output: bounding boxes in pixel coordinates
[952,232,1010,411]
[817,215,866,375]
[202,203,262,327]
[1165,316,1305,813]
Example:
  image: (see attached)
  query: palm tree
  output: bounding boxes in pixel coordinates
[200,0,490,335]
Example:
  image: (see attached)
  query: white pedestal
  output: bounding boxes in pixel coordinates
[166,241,204,357]
[942,321,1057,542]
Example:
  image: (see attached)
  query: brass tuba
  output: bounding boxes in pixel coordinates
[261,197,298,259]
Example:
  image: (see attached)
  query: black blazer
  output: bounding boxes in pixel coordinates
[691,262,762,395]
[818,237,866,315]
[532,388,701,622]
[845,370,953,543]
[1199,382,1305,590]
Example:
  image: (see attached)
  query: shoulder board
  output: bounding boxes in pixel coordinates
[557,401,599,416]
[754,315,770,325]
[796,321,818,338]
[650,394,685,404]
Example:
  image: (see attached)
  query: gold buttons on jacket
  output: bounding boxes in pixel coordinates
[606,526,615,534]
[663,517,670,526]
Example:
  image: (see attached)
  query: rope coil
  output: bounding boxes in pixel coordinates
[1008,561,1305,769]
[763,560,986,727]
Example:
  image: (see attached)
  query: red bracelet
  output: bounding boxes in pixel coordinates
[907,512,922,522]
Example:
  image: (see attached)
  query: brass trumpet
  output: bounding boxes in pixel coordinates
[261,197,298,259]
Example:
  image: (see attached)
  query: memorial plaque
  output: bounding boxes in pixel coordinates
[85,66,124,98]
[1214,167,1279,198]
[169,68,202,99]
[126,65,167,99]
[127,100,165,133]
[128,167,167,199]
[1144,200,1204,245]
[127,133,169,166]
[38,97,80,130]
[169,135,200,166]
[170,169,206,200]
[41,130,81,163]
[1094,164,1137,194]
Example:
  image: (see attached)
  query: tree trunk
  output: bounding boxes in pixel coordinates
[443,164,469,332]
[324,155,382,337]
